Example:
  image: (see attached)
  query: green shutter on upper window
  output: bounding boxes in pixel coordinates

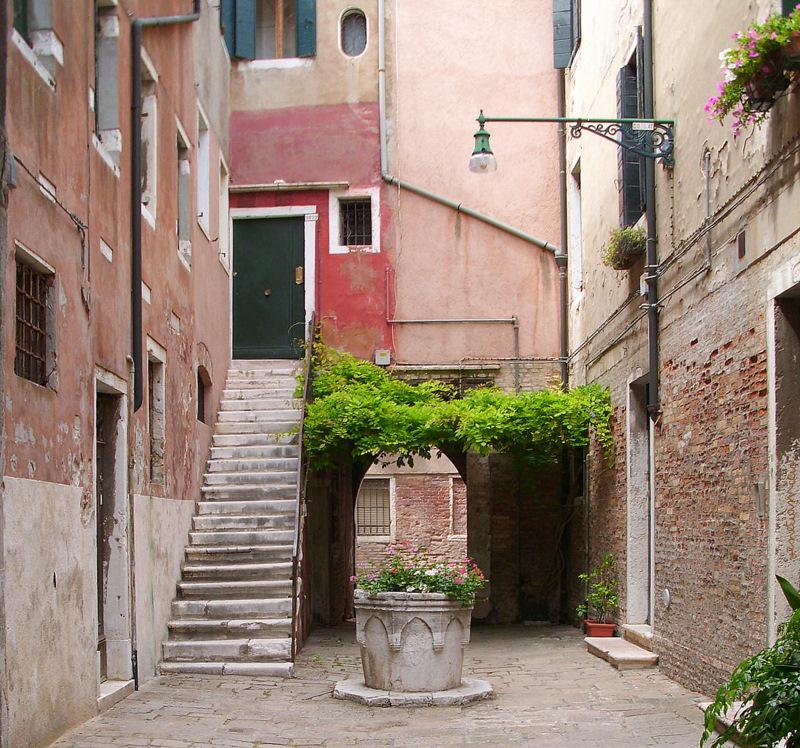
[13,0,29,41]
[234,0,256,60]
[296,0,316,58]
[784,0,796,16]
[553,0,574,69]
[220,0,236,58]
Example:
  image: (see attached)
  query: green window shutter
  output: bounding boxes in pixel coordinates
[296,0,317,58]
[553,0,574,69]
[234,0,256,60]
[13,0,29,41]
[617,61,645,227]
[783,0,796,16]
[220,0,236,57]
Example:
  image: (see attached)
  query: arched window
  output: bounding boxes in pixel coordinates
[341,9,367,57]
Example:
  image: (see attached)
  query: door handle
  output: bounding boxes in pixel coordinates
[264,288,271,298]
[295,266,304,285]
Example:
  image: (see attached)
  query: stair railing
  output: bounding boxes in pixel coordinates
[291,312,316,660]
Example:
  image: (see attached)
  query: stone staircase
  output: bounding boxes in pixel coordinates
[160,359,301,678]
[585,623,658,670]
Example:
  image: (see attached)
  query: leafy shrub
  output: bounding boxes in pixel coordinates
[575,553,619,623]
[702,576,800,747]
[353,543,486,605]
[303,345,614,470]
[602,227,647,271]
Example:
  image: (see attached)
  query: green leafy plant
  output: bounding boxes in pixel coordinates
[602,227,647,271]
[353,543,486,605]
[576,553,619,624]
[702,575,800,747]
[303,344,614,470]
[707,7,800,136]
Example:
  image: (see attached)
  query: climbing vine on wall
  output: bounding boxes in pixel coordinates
[302,345,613,470]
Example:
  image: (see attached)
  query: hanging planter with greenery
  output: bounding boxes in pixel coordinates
[707,7,800,136]
[302,345,613,471]
[602,226,647,271]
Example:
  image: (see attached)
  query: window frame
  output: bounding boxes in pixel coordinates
[339,7,367,58]
[329,186,380,254]
[355,477,395,542]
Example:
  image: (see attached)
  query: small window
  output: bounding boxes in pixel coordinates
[13,0,29,41]
[148,356,165,485]
[15,257,53,386]
[356,478,391,536]
[95,3,121,165]
[341,10,366,57]
[197,111,210,235]
[140,71,157,217]
[197,366,211,423]
[617,47,644,227]
[340,198,372,246]
[784,0,795,16]
[177,132,191,265]
[218,161,230,269]
[256,0,297,59]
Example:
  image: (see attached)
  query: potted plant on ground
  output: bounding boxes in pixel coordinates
[702,576,800,747]
[602,227,647,271]
[351,543,486,693]
[707,7,800,136]
[576,553,619,637]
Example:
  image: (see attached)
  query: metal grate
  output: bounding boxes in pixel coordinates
[340,198,372,246]
[15,260,50,386]
[356,478,391,536]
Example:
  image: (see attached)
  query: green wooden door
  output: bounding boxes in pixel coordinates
[233,217,305,359]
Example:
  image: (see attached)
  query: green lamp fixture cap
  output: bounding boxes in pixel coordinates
[469,110,497,173]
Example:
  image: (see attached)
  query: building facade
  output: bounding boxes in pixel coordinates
[561,0,800,694]
[2,1,231,744]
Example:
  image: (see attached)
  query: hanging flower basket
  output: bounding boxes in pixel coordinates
[707,7,800,136]
[602,227,647,272]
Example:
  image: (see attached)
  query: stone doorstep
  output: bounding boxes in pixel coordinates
[332,677,494,707]
[696,701,790,748]
[621,623,654,651]
[97,679,134,713]
[585,636,659,670]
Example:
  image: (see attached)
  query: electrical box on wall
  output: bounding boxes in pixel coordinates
[374,349,391,366]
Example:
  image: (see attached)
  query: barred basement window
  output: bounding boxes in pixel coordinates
[15,258,53,386]
[340,198,372,246]
[356,478,391,536]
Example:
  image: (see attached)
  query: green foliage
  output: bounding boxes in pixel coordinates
[576,553,619,624]
[701,577,800,747]
[354,543,486,605]
[303,345,614,470]
[602,227,647,271]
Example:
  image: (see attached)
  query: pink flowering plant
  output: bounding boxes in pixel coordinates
[707,7,800,136]
[352,543,486,605]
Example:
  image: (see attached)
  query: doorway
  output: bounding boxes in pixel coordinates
[233,216,306,359]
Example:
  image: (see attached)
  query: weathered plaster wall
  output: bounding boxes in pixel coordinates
[566,0,800,695]
[3,478,96,748]
[133,493,195,682]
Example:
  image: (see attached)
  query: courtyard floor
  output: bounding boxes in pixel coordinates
[51,625,708,748]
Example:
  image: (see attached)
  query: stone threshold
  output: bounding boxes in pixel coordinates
[97,679,134,713]
[585,636,658,670]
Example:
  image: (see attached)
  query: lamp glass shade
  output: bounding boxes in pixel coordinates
[469,151,498,173]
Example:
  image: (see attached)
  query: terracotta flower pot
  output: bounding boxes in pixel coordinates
[584,620,616,637]
[783,31,800,71]
[745,68,791,111]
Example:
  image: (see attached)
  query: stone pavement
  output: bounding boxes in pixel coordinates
[50,625,708,747]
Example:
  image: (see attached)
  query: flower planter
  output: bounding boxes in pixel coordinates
[745,70,790,111]
[354,591,473,692]
[584,620,616,637]
[783,31,800,70]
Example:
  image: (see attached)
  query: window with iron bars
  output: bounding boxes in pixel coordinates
[356,478,391,536]
[15,259,52,386]
[339,198,372,246]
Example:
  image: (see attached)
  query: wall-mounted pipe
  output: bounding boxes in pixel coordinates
[376,0,557,255]
[131,0,201,413]
[556,69,569,387]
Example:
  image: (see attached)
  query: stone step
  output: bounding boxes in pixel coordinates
[171,597,292,619]
[203,470,298,486]
[621,623,654,652]
[160,661,294,678]
[225,377,297,388]
[190,528,294,546]
[177,579,292,599]
[228,366,297,376]
[217,410,301,424]
[212,432,298,448]
[210,445,299,460]
[206,457,299,473]
[181,561,293,581]
[197,499,296,515]
[214,420,299,435]
[164,637,292,663]
[167,617,293,639]
[220,398,299,411]
[200,484,297,500]
[585,637,659,670]
[184,544,293,564]
[192,514,294,531]
[223,388,297,400]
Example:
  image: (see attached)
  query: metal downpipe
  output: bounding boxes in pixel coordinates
[556,70,569,387]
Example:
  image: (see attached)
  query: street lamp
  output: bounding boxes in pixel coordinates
[469,111,497,173]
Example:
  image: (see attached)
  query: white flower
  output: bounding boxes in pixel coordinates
[406,586,416,592]
[424,569,437,576]
[719,48,731,62]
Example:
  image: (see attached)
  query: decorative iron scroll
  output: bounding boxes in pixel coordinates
[569,120,674,166]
